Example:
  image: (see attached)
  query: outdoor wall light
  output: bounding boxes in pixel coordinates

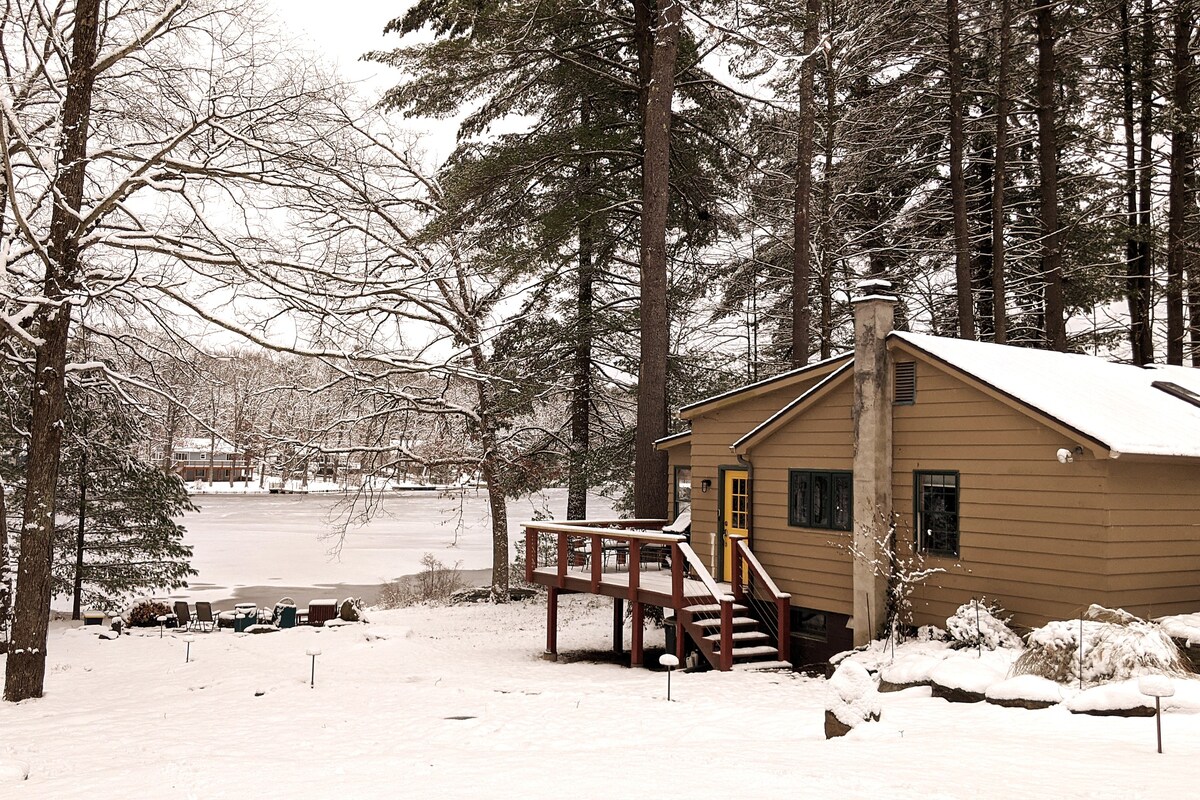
[1056,446,1085,464]
[700,479,712,493]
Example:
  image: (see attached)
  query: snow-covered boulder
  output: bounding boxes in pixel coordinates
[879,653,944,692]
[825,660,881,738]
[929,653,1008,703]
[985,674,1066,709]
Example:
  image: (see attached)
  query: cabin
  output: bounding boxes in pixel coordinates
[524,280,1200,673]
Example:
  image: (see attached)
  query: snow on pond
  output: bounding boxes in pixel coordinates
[4,598,1200,799]
[121,488,613,608]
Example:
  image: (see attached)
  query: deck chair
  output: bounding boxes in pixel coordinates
[173,601,193,631]
[272,599,297,629]
[193,601,216,632]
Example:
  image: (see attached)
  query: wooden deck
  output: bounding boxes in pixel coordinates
[522,520,791,671]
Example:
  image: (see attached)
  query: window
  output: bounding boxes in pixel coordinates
[788,470,852,531]
[915,471,959,557]
[673,466,692,519]
[791,607,828,641]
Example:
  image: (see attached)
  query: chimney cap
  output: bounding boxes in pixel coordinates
[851,278,896,304]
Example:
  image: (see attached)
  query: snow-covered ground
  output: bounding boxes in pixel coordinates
[3,597,1199,799]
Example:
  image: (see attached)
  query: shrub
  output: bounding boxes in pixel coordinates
[376,553,464,609]
[946,599,1020,651]
[1014,605,1193,685]
[127,599,171,627]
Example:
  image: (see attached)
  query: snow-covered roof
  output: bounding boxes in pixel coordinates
[679,351,851,417]
[654,430,692,449]
[893,332,1200,459]
[175,437,240,455]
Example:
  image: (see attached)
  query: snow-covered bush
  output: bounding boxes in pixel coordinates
[1013,605,1192,685]
[946,599,1020,651]
[127,599,170,627]
[376,554,464,608]
[825,660,881,738]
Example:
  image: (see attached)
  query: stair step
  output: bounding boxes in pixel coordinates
[730,645,780,659]
[704,631,769,645]
[683,603,747,615]
[731,660,794,672]
[692,616,757,630]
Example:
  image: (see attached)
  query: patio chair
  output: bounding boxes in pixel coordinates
[172,601,193,631]
[193,601,217,633]
[273,598,297,629]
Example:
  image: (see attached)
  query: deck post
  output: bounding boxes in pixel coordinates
[629,541,641,595]
[524,525,536,584]
[590,534,602,591]
[631,601,644,668]
[545,586,559,660]
[613,598,624,653]
[670,544,683,611]
[556,534,567,589]
[730,539,744,602]
[719,597,733,671]
[776,596,790,663]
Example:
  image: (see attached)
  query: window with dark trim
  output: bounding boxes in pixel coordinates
[673,466,692,519]
[915,471,959,557]
[791,606,828,641]
[788,470,852,531]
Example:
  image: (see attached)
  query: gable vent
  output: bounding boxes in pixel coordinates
[894,361,917,405]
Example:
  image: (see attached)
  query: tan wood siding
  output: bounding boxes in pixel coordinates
[895,363,1115,630]
[743,379,856,616]
[687,379,827,576]
[1101,459,1200,619]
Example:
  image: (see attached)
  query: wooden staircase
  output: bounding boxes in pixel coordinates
[678,601,791,671]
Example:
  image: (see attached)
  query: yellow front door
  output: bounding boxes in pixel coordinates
[722,469,749,582]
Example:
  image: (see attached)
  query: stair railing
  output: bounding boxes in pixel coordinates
[731,536,792,663]
[677,541,736,670]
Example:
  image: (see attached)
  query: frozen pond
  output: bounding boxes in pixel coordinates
[166,488,616,607]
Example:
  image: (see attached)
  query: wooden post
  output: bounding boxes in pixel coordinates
[631,601,644,668]
[613,598,624,653]
[731,539,744,601]
[629,541,641,595]
[670,543,683,611]
[556,534,567,589]
[546,587,559,660]
[776,596,791,663]
[590,534,602,591]
[720,597,733,671]
[524,526,536,584]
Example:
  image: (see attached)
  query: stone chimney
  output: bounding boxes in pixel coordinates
[850,279,896,646]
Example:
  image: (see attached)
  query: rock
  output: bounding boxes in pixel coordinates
[930,682,986,703]
[985,696,1058,710]
[879,679,931,693]
[98,631,120,641]
[1070,705,1155,718]
[824,709,854,739]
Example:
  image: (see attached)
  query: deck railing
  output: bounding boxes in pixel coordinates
[730,535,791,663]
[521,519,737,668]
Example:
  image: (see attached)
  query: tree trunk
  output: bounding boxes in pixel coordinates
[6,0,101,703]
[1034,0,1066,350]
[948,0,976,340]
[991,0,1011,344]
[1167,0,1194,365]
[634,0,681,520]
[1120,0,1151,364]
[72,449,87,620]
[819,2,837,361]
[568,99,595,521]
[793,0,821,366]
[0,478,10,654]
